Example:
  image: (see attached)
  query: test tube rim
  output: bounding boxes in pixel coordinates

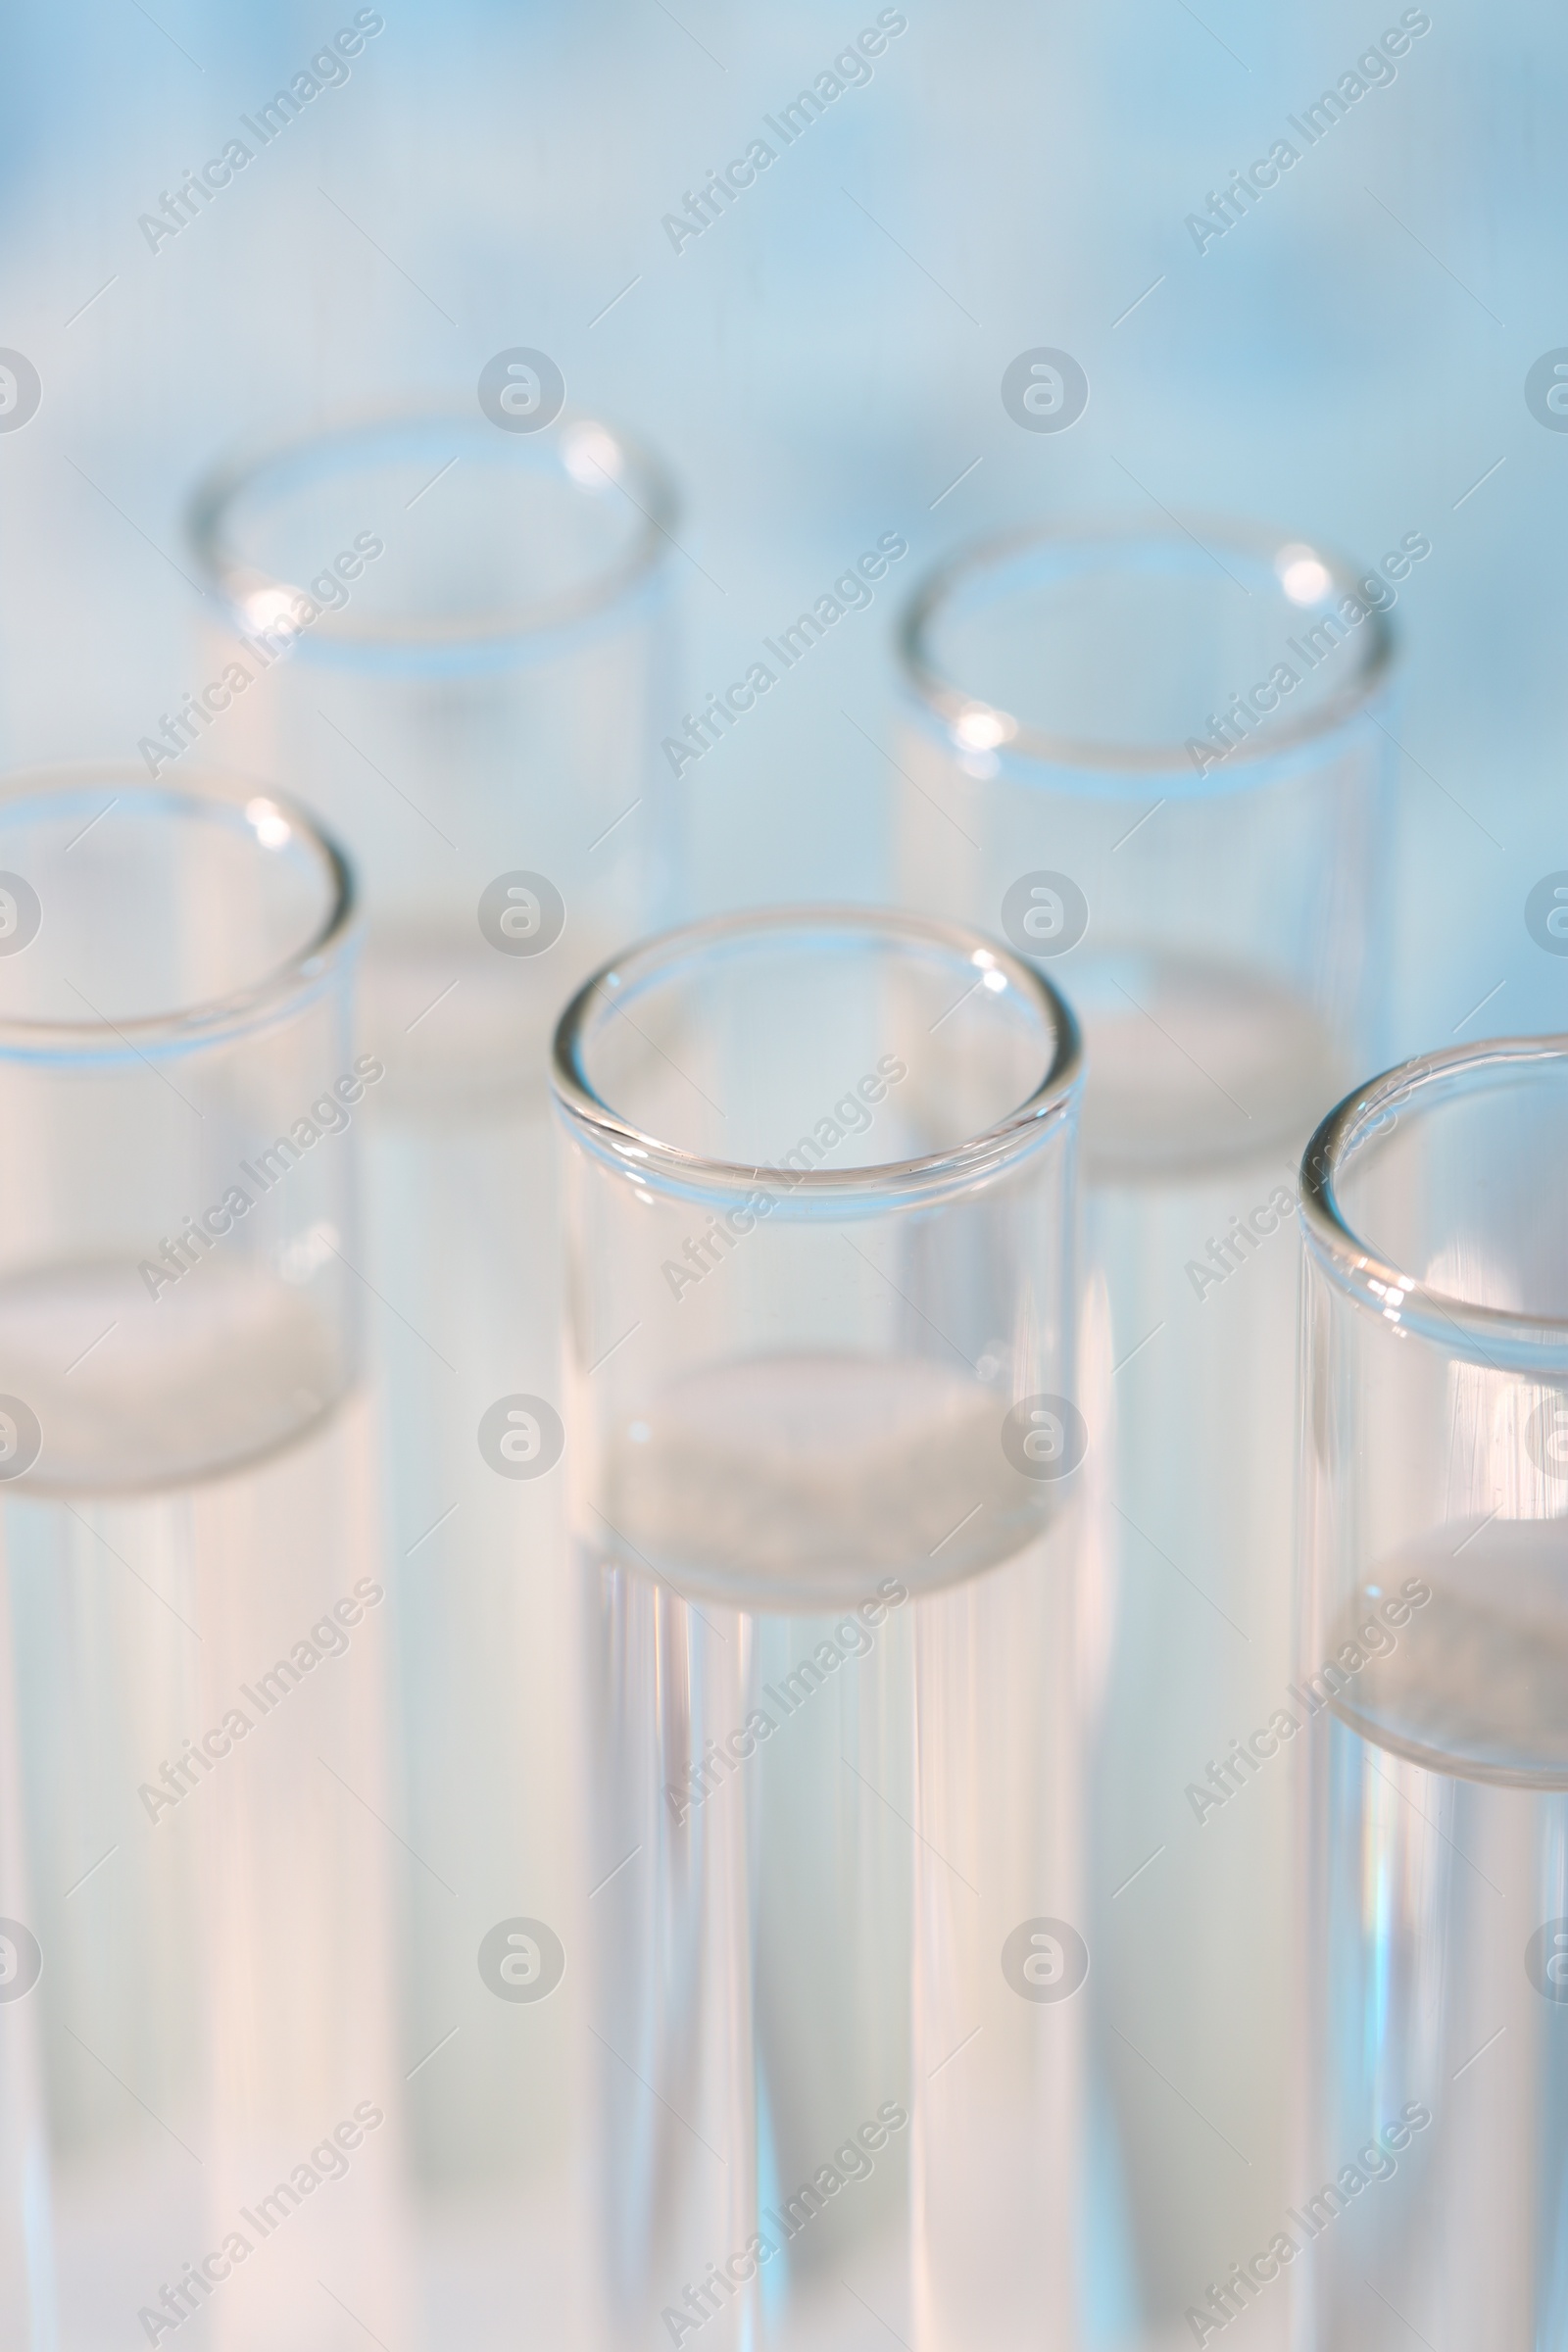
[897,511,1396,785]
[0,760,357,1059]
[187,400,679,664]
[551,903,1083,1210]
[1299,1033,1568,1367]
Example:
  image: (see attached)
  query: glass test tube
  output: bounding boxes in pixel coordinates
[552,906,1087,2352]
[187,404,678,1104]
[894,518,1397,2334]
[188,407,678,2303]
[0,765,409,2350]
[1291,1039,1568,2352]
[0,1522,53,2352]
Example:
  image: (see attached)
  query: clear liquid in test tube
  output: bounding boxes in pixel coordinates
[894,518,1396,2332]
[1294,1039,1568,2352]
[187,409,680,2327]
[554,907,1090,2350]
[0,767,411,2352]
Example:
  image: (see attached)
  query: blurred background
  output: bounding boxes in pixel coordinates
[0,0,1562,1052]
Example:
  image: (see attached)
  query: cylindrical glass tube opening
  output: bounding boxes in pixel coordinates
[897,514,1396,1172]
[189,405,675,670]
[0,764,362,1490]
[1303,1035,1568,1358]
[1296,1043,1568,2352]
[901,513,1393,776]
[0,767,351,1032]
[188,404,680,1104]
[894,515,1400,2333]
[553,906,1083,1609]
[555,907,1088,2352]
[0,765,412,2349]
[1300,1037,1568,1783]
[556,903,1079,1196]
[185,409,682,2230]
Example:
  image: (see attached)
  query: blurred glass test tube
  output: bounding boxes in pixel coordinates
[0,766,408,2351]
[0,1535,52,2352]
[1293,1040,1568,2352]
[552,907,1088,2351]
[188,404,678,1105]
[188,408,679,2283]
[894,518,1397,2331]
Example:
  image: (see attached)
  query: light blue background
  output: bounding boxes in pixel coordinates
[0,0,1561,1054]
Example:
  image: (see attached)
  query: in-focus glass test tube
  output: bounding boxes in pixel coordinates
[553,907,1087,2352]
[894,518,1396,2335]
[0,766,409,2351]
[188,409,678,2307]
[1293,1040,1568,2352]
